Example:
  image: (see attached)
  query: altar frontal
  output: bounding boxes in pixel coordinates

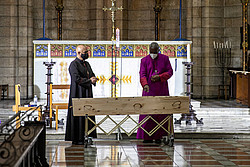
[33,40,192,100]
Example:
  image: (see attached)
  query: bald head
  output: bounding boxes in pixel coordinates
[76,45,87,60]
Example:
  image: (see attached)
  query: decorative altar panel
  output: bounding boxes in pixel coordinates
[33,41,192,101]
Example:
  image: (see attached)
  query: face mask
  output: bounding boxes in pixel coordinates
[150,53,158,59]
[81,53,89,60]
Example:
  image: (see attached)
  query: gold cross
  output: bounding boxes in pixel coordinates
[103,0,123,40]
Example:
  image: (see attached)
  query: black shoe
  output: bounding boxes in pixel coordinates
[155,139,162,144]
[143,140,153,143]
[72,141,84,145]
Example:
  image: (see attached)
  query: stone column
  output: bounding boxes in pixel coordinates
[0,1,14,98]
[224,0,242,70]
[187,0,203,98]
[0,0,33,99]
[190,0,226,98]
[120,0,128,40]
[127,0,155,40]
[160,0,179,40]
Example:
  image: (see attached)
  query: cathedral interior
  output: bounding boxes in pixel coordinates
[0,0,250,166]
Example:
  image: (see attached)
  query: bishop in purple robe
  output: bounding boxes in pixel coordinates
[136,42,173,143]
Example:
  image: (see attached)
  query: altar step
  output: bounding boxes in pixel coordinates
[46,130,250,141]
[46,106,250,140]
[191,99,201,108]
[1,99,249,141]
[0,109,14,123]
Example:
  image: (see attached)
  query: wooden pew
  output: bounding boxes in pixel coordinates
[72,96,189,147]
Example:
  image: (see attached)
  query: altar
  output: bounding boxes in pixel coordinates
[33,40,192,100]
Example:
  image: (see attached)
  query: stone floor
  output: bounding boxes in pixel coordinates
[44,99,250,140]
[47,139,250,167]
[1,99,250,166]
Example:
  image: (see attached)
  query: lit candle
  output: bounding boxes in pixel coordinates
[116,28,120,48]
[213,41,216,48]
[48,43,51,62]
[187,44,191,62]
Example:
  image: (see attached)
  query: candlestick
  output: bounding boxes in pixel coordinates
[187,44,191,62]
[48,43,51,62]
[116,28,120,48]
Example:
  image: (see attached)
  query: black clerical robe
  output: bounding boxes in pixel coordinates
[65,57,97,144]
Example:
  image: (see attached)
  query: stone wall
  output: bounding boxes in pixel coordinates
[187,0,243,99]
[0,0,245,99]
[0,0,33,99]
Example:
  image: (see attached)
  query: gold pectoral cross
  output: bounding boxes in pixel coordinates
[103,0,123,41]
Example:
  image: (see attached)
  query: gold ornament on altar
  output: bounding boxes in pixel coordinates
[56,0,63,9]
[103,0,123,41]
[59,61,69,99]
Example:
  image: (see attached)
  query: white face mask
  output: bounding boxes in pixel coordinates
[150,53,158,59]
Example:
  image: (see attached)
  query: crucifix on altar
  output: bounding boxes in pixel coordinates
[103,0,123,98]
[103,0,123,41]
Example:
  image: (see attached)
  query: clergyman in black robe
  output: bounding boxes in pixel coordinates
[65,45,99,145]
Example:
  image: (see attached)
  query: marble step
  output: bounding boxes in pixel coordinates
[46,131,250,141]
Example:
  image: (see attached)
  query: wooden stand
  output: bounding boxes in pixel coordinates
[236,72,250,107]
[229,70,250,107]
[218,85,230,100]
[72,96,189,148]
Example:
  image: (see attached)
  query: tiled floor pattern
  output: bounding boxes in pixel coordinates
[47,139,250,167]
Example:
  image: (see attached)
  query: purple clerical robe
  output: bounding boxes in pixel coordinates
[136,53,173,140]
